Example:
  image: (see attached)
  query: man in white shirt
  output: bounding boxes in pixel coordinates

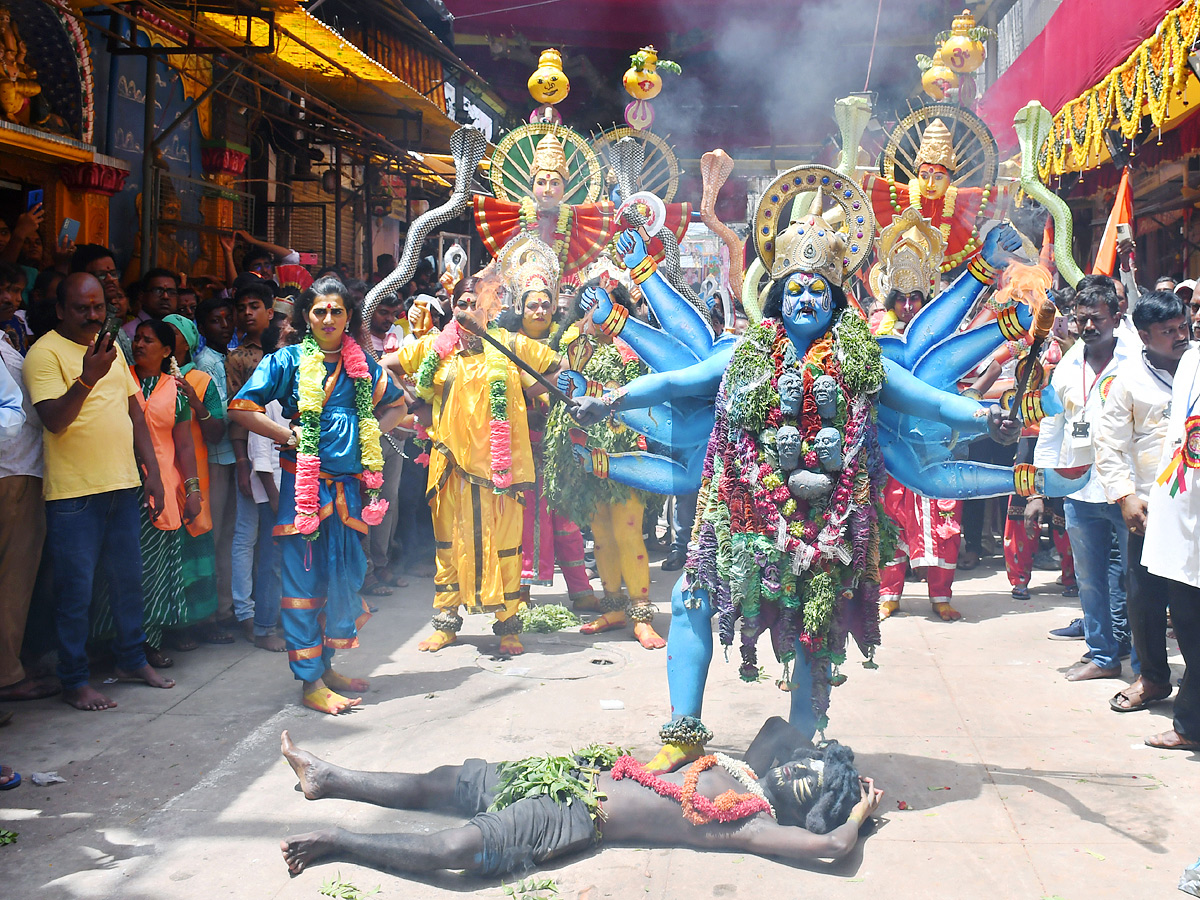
[1140,342,1200,750]
[0,332,57,702]
[1034,279,1136,681]
[1094,291,1191,713]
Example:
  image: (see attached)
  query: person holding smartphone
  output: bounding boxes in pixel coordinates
[23,272,175,711]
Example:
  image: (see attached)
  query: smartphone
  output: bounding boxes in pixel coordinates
[25,188,43,212]
[58,218,80,245]
[1116,222,1133,242]
[297,251,319,266]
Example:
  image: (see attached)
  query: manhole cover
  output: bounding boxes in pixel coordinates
[474,645,626,680]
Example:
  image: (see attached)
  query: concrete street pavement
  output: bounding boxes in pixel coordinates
[1,552,1196,900]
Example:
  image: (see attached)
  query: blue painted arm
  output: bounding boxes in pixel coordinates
[879,358,989,439]
[611,346,733,413]
[912,301,1033,391]
[616,230,716,359]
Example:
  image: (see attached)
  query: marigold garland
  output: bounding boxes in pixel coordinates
[1038,0,1200,180]
[609,755,773,825]
[294,334,387,539]
[519,197,574,269]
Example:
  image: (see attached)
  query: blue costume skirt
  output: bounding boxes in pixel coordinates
[276,463,371,682]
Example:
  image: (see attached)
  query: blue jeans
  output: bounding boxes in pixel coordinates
[231,491,281,636]
[45,489,147,688]
[1064,498,1132,671]
[672,491,698,555]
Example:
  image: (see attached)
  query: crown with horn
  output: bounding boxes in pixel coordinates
[869,206,947,299]
[498,233,560,303]
[914,118,956,171]
[771,190,850,288]
[531,132,569,182]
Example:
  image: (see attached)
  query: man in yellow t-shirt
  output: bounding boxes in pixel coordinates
[23,273,175,712]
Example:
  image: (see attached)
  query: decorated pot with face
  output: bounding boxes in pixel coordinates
[812,374,838,420]
[778,370,803,418]
[814,426,843,472]
[776,425,802,472]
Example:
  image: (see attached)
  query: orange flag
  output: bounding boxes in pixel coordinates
[1092,167,1133,276]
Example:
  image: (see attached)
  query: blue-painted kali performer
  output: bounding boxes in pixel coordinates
[567,161,1088,774]
[229,276,406,715]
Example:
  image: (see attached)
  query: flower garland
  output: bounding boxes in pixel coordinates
[294,334,387,539]
[685,310,887,731]
[519,197,574,270]
[413,320,515,492]
[543,340,648,524]
[610,755,773,825]
[1038,0,1200,179]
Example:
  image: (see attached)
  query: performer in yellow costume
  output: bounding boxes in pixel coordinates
[386,276,565,656]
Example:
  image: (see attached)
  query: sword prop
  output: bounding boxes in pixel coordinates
[454,314,578,408]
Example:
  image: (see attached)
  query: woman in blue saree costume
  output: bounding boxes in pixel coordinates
[229,276,407,715]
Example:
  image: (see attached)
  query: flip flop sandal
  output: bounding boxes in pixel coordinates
[361,583,393,596]
[165,633,200,652]
[1145,732,1200,751]
[0,766,20,790]
[197,626,235,645]
[144,646,174,669]
[1110,685,1172,713]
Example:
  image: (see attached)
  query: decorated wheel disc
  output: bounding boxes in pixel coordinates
[489,122,604,206]
[881,102,999,189]
[590,126,680,203]
[752,165,875,280]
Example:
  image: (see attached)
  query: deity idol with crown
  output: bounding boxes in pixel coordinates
[863,118,1007,270]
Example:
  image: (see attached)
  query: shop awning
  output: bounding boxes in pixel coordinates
[198,0,460,149]
[979,0,1187,160]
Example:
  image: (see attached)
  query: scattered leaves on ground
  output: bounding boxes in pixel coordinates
[318,872,381,899]
[501,875,560,899]
[0,829,17,846]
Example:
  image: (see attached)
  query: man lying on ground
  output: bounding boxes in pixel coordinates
[279,717,883,879]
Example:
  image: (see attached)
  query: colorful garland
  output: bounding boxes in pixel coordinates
[610,755,773,825]
[685,310,888,731]
[543,340,650,525]
[413,320,515,491]
[1038,0,1200,179]
[294,334,387,539]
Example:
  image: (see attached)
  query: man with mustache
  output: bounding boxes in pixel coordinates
[1094,290,1192,714]
[22,273,173,710]
[1034,277,1137,682]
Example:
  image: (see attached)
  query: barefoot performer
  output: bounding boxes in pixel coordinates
[229,276,407,715]
[279,716,882,879]
[543,274,666,648]
[384,275,568,656]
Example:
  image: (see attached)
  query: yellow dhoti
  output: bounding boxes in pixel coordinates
[433,470,524,618]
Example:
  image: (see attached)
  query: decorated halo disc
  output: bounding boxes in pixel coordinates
[752,164,875,280]
[489,122,604,206]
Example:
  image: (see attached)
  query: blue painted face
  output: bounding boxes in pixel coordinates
[781,272,835,347]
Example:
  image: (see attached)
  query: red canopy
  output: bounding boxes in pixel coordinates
[979,0,1182,155]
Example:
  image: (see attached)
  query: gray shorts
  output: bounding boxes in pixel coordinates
[454,758,599,877]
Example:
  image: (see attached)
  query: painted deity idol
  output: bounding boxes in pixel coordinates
[864,118,1007,271]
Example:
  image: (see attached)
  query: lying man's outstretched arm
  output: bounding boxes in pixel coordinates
[735,777,883,862]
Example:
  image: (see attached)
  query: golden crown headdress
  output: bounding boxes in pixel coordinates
[771,192,849,288]
[531,132,569,182]
[498,234,560,303]
[914,118,956,171]
[752,165,875,296]
[869,206,947,300]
